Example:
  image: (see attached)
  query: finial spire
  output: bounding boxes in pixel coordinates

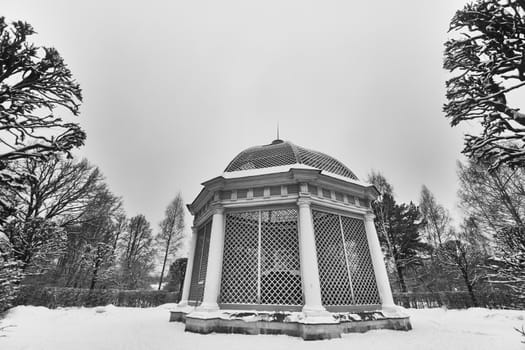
[271,122,283,144]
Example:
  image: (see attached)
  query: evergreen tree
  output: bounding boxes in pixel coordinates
[386,200,426,293]
[369,172,427,293]
[163,258,187,294]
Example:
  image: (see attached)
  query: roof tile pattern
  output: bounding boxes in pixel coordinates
[224,140,358,180]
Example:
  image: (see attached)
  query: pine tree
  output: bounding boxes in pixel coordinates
[369,172,427,292]
[163,258,187,294]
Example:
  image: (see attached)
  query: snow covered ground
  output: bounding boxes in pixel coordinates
[0,305,524,350]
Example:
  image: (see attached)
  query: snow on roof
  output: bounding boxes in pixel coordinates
[222,163,374,188]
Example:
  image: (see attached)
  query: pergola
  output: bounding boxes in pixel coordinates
[171,139,410,339]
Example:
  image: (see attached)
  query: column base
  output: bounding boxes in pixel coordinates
[196,302,220,312]
[381,304,409,318]
[169,303,195,322]
[302,305,331,317]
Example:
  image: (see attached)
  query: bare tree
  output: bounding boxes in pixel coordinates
[52,184,124,289]
[458,160,525,236]
[119,214,154,289]
[438,218,489,306]
[11,157,100,224]
[156,193,185,290]
[457,160,525,304]
[419,185,451,247]
[490,225,525,305]
[4,156,101,270]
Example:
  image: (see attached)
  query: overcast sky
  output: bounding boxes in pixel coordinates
[4,0,471,236]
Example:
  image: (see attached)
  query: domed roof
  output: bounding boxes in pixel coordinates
[224,139,358,180]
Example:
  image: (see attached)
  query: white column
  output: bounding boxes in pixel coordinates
[177,226,198,307]
[197,206,225,311]
[297,197,328,315]
[364,212,395,307]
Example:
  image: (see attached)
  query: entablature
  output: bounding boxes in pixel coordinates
[189,168,379,227]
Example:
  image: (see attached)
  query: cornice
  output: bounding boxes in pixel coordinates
[189,168,379,216]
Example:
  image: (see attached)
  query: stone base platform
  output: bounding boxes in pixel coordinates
[169,308,411,340]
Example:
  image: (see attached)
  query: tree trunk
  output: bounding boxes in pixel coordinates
[90,256,101,290]
[158,235,171,290]
[395,261,408,293]
[461,271,478,307]
[395,262,410,307]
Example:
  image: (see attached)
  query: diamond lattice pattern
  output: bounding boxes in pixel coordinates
[188,220,212,304]
[312,211,353,305]
[341,216,380,305]
[220,211,259,304]
[312,210,380,306]
[224,141,358,180]
[220,209,303,306]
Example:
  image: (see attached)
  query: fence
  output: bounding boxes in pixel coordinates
[393,291,523,310]
[15,285,181,309]
[12,286,522,310]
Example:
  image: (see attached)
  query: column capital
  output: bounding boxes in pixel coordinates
[210,204,224,215]
[297,197,312,208]
[364,211,376,221]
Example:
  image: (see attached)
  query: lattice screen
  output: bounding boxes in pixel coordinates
[188,220,212,304]
[220,211,259,304]
[341,216,380,305]
[312,211,354,305]
[220,209,303,306]
[312,210,380,306]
